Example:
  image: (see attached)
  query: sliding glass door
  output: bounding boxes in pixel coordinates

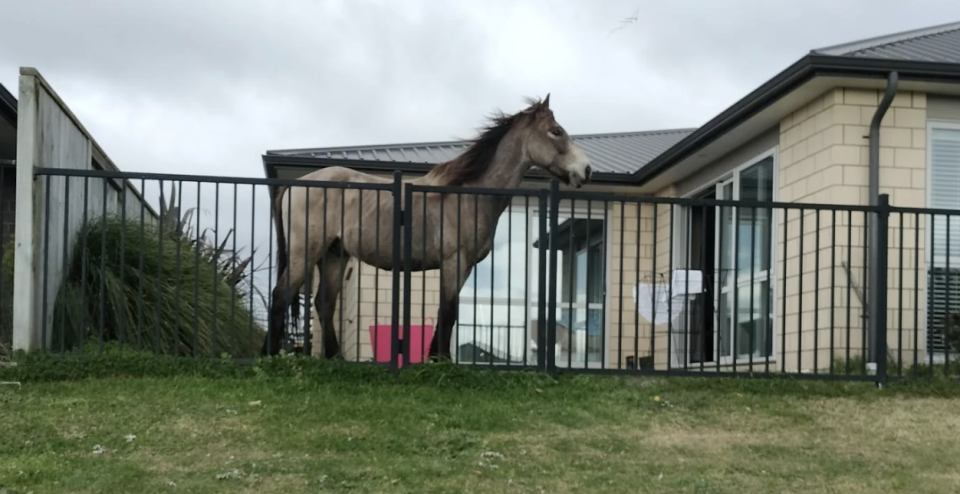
[714,155,775,363]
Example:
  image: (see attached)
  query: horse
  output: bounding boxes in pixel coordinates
[262,94,593,361]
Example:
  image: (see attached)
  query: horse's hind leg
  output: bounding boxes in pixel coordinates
[313,241,350,359]
[263,215,329,356]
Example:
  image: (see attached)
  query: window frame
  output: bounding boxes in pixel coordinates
[674,146,779,368]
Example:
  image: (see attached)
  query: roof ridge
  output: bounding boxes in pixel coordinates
[811,20,960,56]
[266,127,697,156]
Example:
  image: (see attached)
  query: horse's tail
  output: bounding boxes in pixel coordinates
[272,185,300,326]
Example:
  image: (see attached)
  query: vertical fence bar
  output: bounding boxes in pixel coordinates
[489,196,496,368]
[913,212,920,372]
[402,183,413,369]
[875,194,890,385]
[99,179,108,356]
[634,201,642,371]
[618,202,625,370]
[303,187,313,357]
[701,203,708,373]
[193,182,201,356]
[154,179,162,355]
[944,213,951,378]
[651,204,658,371]
[421,189,427,365]
[546,180,559,375]
[374,189,381,365]
[174,181,183,356]
[897,211,905,377]
[813,209,820,374]
[119,180,127,352]
[830,210,836,375]
[537,190,548,371]
[667,205,674,372]
[780,207,787,373]
[60,177,73,355]
[249,185,257,348]
[41,176,51,353]
[524,195,530,367]
[212,184,220,357]
[845,210,853,375]
[390,171,403,374]
[797,209,805,373]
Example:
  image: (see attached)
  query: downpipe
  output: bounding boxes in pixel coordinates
[867,71,898,378]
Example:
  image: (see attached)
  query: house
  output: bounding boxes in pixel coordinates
[262,21,960,372]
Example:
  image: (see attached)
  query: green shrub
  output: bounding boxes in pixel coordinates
[49,213,264,358]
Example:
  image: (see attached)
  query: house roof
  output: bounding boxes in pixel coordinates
[266,128,695,176]
[264,21,960,187]
[0,83,17,126]
[812,20,960,63]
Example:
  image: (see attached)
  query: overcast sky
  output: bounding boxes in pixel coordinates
[5,0,960,179]
[4,0,960,347]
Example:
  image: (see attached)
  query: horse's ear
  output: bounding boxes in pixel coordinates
[541,93,550,110]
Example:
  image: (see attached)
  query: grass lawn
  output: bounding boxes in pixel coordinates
[2,353,960,493]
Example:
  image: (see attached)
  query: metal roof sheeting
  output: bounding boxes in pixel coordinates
[267,128,696,175]
[813,21,960,63]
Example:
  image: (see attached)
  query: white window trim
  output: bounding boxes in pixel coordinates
[925,120,960,267]
[924,120,960,362]
[674,146,779,369]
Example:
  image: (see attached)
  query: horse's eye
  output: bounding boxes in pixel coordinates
[549,127,563,137]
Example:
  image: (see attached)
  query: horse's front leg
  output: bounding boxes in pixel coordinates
[428,256,474,362]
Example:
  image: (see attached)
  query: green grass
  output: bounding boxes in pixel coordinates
[2,350,960,493]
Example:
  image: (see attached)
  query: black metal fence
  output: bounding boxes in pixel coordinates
[12,166,960,383]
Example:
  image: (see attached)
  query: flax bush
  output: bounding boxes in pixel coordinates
[49,212,264,358]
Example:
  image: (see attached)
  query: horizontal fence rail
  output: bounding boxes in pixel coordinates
[11,166,960,383]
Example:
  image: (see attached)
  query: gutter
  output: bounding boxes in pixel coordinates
[866,71,899,367]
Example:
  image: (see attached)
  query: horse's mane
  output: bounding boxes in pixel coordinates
[428,97,541,186]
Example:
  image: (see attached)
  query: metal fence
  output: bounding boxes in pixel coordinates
[13,166,960,383]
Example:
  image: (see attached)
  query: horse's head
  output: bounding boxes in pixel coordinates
[520,94,593,188]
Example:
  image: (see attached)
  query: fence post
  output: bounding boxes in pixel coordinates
[401,182,414,370]
[545,180,560,376]
[12,73,39,353]
[390,171,403,375]
[874,193,890,386]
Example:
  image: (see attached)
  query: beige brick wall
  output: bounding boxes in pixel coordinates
[606,186,678,371]
[777,87,927,373]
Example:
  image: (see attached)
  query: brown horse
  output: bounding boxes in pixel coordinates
[262,94,593,360]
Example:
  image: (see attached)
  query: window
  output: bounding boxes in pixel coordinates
[456,205,534,364]
[928,126,960,266]
[679,152,776,366]
[926,124,960,356]
[454,199,608,367]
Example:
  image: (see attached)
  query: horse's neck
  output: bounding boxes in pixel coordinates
[466,135,529,190]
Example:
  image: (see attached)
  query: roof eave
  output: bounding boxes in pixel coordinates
[629,54,960,187]
[262,153,639,186]
[0,83,17,127]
